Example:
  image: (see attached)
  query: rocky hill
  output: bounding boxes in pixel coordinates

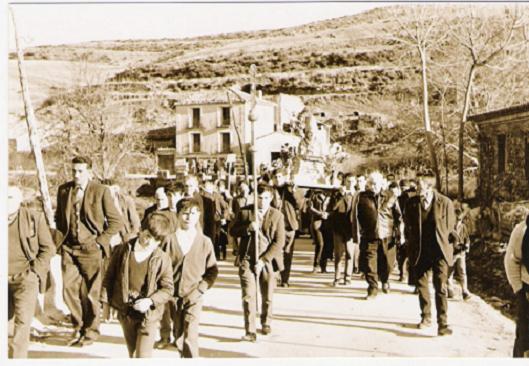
[11,4,529,177]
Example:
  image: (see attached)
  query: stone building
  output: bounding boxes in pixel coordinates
[469,103,529,207]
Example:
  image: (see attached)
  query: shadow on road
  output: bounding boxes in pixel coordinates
[199,332,242,343]
[273,312,434,339]
[199,347,254,358]
[28,350,105,358]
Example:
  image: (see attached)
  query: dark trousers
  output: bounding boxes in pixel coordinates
[174,296,203,358]
[62,245,103,339]
[218,225,228,260]
[514,284,529,357]
[361,238,392,292]
[397,242,408,279]
[377,238,396,284]
[212,223,221,260]
[280,230,296,284]
[333,232,353,281]
[415,247,449,326]
[118,313,157,358]
[311,220,325,269]
[8,270,39,358]
[239,259,275,334]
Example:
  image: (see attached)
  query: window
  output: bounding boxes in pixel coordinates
[221,132,231,153]
[497,134,506,174]
[192,108,200,128]
[157,154,175,174]
[222,107,231,126]
[192,133,201,153]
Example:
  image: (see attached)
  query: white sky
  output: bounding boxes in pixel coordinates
[7,1,387,49]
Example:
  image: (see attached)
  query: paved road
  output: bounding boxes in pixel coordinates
[27,237,515,358]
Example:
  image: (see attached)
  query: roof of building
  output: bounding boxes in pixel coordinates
[164,88,276,107]
[147,126,175,139]
[467,103,529,123]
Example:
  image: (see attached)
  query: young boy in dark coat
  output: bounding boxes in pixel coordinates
[104,213,174,358]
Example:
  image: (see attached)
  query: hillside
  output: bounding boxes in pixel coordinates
[11,4,529,177]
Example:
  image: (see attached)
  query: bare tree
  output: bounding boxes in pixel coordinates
[42,56,150,180]
[449,4,529,200]
[380,5,448,188]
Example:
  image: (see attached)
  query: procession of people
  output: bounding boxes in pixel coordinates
[8,154,529,358]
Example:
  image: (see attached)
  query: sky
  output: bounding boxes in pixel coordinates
[6,1,387,49]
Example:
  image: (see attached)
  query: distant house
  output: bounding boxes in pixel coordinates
[147,89,304,175]
[8,120,31,152]
[468,103,529,206]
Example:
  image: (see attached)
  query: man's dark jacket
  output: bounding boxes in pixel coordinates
[272,185,299,232]
[14,206,56,289]
[103,241,174,326]
[55,180,123,258]
[403,191,456,267]
[230,205,286,272]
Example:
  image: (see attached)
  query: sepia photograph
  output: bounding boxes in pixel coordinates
[4,0,529,360]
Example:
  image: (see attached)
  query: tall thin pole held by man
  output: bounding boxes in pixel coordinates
[249,64,260,315]
[10,8,55,228]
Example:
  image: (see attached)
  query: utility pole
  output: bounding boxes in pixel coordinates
[10,7,55,228]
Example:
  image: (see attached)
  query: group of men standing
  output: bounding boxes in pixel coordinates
[305,170,467,337]
[7,155,529,358]
[7,155,297,357]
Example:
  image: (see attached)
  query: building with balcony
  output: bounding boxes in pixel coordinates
[148,89,304,175]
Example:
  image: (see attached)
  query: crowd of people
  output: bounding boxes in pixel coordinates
[7,155,529,358]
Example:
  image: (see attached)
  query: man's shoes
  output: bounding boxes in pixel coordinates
[279,282,289,288]
[261,325,272,335]
[438,325,453,336]
[79,337,95,347]
[413,287,419,294]
[344,279,352,286]
[382,282,390,294]
[67,331,83,347]
[241,332,257,342]
[462,292,472,301]
[155,338,171,350]
[447,289,455,299]
[398,274,404,282]
[417,318,432,329]
[332,280,340,287]
[366,289,378,300]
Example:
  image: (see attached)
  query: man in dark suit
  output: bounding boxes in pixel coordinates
[230,184,285,342]
[8,186,55,358]
[55,156,123,346]
[272,168,299,287]
[352,172,403,298]
[403,172,456,336]
[184,175,216,242]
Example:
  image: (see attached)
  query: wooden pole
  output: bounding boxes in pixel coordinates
[227,90,249,182]
[248,64,260,322]
[10,8,55,229]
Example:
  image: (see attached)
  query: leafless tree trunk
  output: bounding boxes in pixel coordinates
[451,5,528,200]
[419,47,441,189]
[10,8,55,228]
